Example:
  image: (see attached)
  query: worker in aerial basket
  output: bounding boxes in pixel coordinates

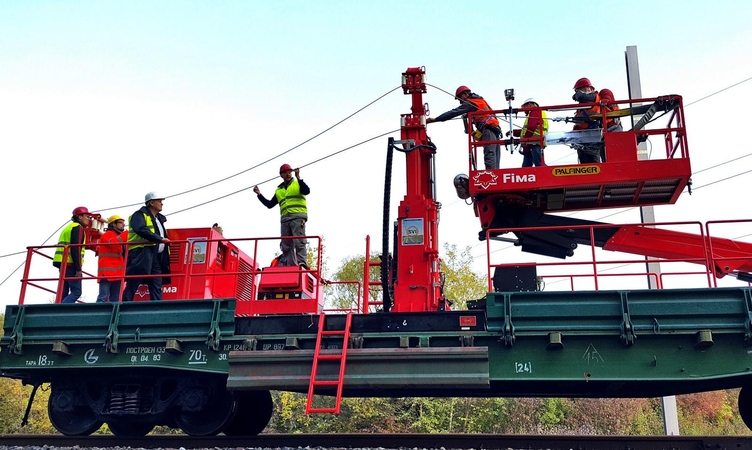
[598,89,623,133]
[122,192,172,302]
[597,88,623,163]
[52,206,92,303]
[508,98,548,168]
[253,164,310,269]
[571,77,603,164]
[96,214,128,303]
[427,85,502,170]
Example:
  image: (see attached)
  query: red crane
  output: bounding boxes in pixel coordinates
[388,67,447,312]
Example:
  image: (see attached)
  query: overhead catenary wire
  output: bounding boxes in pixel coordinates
[464,146,752,258]
[168,129,400,216]
[2,76,752,287]
[457,76,752,261]
[425,83,517,128]
[0,87,404,287]
[90,86,403,215]
[684,75,752,108]
[0,224,69,288]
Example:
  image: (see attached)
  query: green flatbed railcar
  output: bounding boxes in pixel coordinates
[3,287,752,436]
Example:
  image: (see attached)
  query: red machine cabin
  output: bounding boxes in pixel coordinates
[19,227,326,315]
[132,227,257,301]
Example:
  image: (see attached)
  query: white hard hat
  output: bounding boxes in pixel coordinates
[522,98,538,106]
[145,191,165,204]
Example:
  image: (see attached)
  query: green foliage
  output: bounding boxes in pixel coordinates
[0,315,56,434]
[0,380,55,434]
[307,238,328,277]
[325,243,487,312]
[676,390,750,435]
[329,253,382,312]
[440,244,487,310]
[261,391,751,436]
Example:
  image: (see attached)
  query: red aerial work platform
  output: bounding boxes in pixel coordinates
[465,96,691,229]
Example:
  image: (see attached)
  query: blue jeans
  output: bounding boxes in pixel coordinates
[60,266,82,304]
[97,279,122,303]
[522,145,543,167]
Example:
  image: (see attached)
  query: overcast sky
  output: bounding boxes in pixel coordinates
[1,1,751,306]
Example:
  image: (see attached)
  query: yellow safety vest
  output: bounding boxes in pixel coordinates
[53,222,86,265]
[522,110,549,147]
[128,212,158,250]
[275,180,307,217]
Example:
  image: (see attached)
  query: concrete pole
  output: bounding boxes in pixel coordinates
[625,45,681,435]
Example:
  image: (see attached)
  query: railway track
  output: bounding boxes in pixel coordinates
[0,433,749,450]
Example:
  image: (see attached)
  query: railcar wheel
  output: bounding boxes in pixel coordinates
[739,386,752,430]
[107,420,155,437]
[174,385,237,436]
[223,390,274,436]
[47,385,103,436]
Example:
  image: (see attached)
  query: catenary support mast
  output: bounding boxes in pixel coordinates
[390,67,445,312]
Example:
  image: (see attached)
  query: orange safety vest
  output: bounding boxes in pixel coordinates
[573,92,602,131]
[604,103,620,129]
[97,229,128,282]
[467,97,500,129]
[270,254,286,267]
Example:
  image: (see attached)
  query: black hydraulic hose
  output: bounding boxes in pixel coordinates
[382,138,394,312]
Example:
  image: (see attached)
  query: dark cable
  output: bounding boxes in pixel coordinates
[168,129,399,216]
[0,251,26,259]
[692,168,752,191]
[693,153,752,174]
[90,86,402,214]
[0,222,68,287]
[685,75,752,107]
[381,138,395,312]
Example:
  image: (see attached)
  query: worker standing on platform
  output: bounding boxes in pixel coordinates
[509,98,548,167]
[571,77,602,164]
[122,192,171,302]
[427,85,502,170]
[53,206,91,303]
[96,215,128,303]
[253,164,310,268]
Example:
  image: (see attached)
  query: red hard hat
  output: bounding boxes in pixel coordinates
[279,163,293,174]
[455,85,471,97]
[72,206,89,216]
[573,77,593,90]
[599,88,615,102]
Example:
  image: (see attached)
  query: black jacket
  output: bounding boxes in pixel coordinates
[126,206,171,284]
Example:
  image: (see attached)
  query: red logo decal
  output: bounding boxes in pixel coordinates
[473,171,498,189]
[459,316,477,327]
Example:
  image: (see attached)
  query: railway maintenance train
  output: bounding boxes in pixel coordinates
[2,67,752,437]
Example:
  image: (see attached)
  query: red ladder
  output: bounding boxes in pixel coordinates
[306,312,352,414]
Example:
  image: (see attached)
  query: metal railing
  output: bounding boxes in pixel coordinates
[484,218,752,292]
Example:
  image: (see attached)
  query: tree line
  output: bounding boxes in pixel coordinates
[0,376,747,435]
[0,245,748,435]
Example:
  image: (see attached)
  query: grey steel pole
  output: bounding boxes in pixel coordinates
[626,45,680,436]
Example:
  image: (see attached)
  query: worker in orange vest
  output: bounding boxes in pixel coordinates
[599,89,623,132]
[598,88,623,163]
[427,85,502,170]
[571,77,603,164]
[96,215,128,302]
